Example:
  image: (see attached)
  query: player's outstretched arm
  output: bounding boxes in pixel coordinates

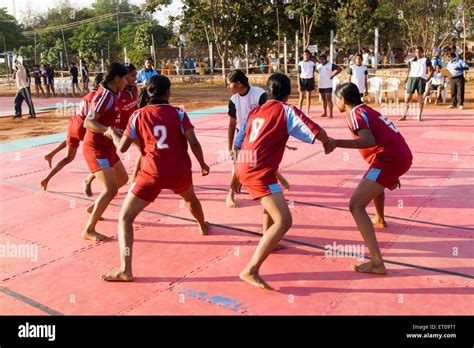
[315,128,329,146]
[185,129,210,176]
[104,127,133,153]
[333,129,376,149]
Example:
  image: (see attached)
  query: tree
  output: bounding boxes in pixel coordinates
[394,0,466,51]
[0,8,27,51]
[285,0,325,50]
[38,38,64,69]
[121,21,173,65]
[69,24,107,66]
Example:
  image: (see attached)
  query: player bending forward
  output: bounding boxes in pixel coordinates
[326,82,413,275]
[101,75,210,282]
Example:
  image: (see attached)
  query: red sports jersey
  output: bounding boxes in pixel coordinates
[346,104,412,163]
[234,100,321,187]
[119,84,138,130]
[66,90,97,147]
[83,84,122,152]
[124,102,194,180]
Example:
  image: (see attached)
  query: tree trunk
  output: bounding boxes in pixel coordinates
[221,49,227,82]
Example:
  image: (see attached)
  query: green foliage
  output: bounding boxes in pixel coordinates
[0,7,27,51]
[69,24,107,66]
[38,38,63,69]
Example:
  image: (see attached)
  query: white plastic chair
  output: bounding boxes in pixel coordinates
[64,80,72,97]
[367,77,383,104]
[55,80,64,96]
[380,78,400,104]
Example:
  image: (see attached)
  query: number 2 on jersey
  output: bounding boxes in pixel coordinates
[379,115,399,133]
[153,125,169,149]
[249,118,264,142]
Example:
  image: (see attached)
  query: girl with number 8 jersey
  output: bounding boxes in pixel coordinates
[231,73,330,290]
[326,82,413,276]
[101,75,210,282]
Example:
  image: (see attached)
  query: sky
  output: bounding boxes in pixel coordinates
[3,0,183,26]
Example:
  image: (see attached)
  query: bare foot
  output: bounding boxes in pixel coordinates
[320,114,328,118]
[44,155,53,169]
[239,269,274,290]
[329,115,333,118]
[81,229,109,241]
[278,177,290,191]
[372,216,388,228]
[40,179,48,191]
[353,261,387,275]
[199,221,209,236]
[226,192,238,208]
[86,203,104,221]
[101,269,133,282]
[398,115,407,121]
[83,179,93,197]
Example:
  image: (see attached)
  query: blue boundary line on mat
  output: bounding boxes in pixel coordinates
[1,178,473,280]
[0,105,227,154]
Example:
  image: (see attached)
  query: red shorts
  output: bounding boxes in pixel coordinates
[66,117,86,148]
[364,156,412,189]
[82,145,120,173]
[243,181,283,200]
[131,171,193,203]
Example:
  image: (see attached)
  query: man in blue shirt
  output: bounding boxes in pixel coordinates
[136,57,159,107]
[446,52,469,110]
[431,47,443,68]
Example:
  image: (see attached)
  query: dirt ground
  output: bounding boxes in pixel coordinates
[0,78,472,143]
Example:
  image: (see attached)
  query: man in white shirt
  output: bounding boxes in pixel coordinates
[297,50,316,115]
[400,46,433,122]
[13,61,36,119]
[233,57,243,70]
[348,53,368,98]
[362,49,370,66]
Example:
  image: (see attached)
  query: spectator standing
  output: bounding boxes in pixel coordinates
[446,52,469,110]
[399,46,434,122]
[135,56,159,108]
[70,62,81,97]
[81,60,90,94]
[13,61,36,119]
[32,64,45,98]
[362,49,370,66]
[432,47,443,68]
[348,53,368,98]
[42,64,52,98]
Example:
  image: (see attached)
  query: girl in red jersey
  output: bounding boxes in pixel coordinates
[326,82,413,275]
[40,74,104,194]
[119,64,142,185]
[119,64,138,130]
[81,63,129,242]
[100,75,210,282]
[231,73,330,290]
